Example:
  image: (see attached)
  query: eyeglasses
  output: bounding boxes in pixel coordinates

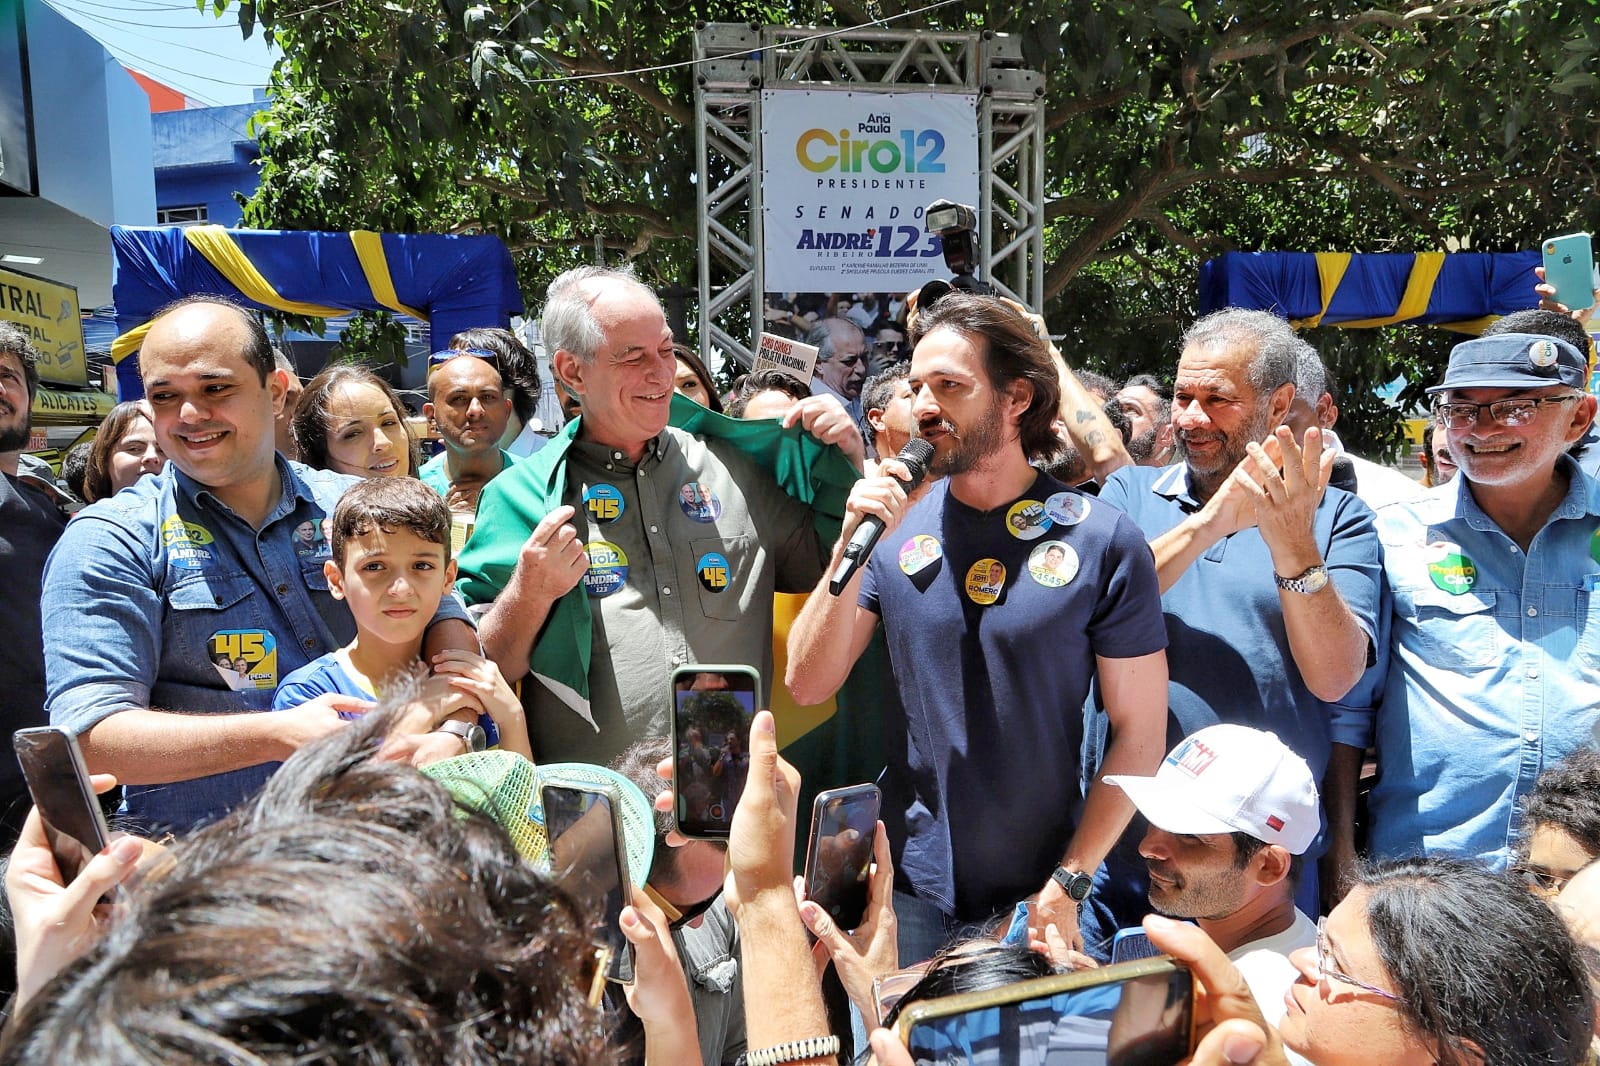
[1433,394,1581,429]
[1315,916,1402,1002]
[426,347,500,370]
[1513,864,1573,897]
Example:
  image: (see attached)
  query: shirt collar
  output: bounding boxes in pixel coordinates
[1151,462,1200,509]
[1452,453,1600,531]
[173,454,303,522]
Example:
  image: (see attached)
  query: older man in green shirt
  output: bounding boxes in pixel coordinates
[457,266,862,764]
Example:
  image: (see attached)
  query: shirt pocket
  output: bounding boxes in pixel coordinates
[1405,586,1502,671]
[298,555,331,593]
[692,534,752,622]
[166,571,259,668]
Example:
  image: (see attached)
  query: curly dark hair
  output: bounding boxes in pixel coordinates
[0,709,612,1065]
[1519,748,1600,860]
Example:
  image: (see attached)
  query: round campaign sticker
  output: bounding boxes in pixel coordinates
[1423,540,1476,595]
[965,559,1006,605]
[697,551,731,593]
[1528,339,1560,368]
[1005,499,1052,541]
[584,483,624,524]
[1590,526,1600,566]
[898,534,943,575]
[1043,491,1091,527]
[679,482,722,522]
[582,541,629,598]
[1028,540,1080,588]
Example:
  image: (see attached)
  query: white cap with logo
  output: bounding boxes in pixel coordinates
[1105,724,1320,856]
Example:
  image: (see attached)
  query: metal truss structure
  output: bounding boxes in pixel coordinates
[693,23,1046,367]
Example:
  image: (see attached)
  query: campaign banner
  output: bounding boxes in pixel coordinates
[0,265,86,387]
[761,89,979,293]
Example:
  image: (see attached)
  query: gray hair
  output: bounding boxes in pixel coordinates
[542,265,661,363]
[1291,342,1327,401]
[805,317,864,363]
[273,347,296,377]
[1181,308,1299,396]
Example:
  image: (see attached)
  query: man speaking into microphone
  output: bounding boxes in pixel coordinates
[788,293,1168,962]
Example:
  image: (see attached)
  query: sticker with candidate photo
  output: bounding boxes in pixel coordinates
[1028,540,1080,588]
[965,559,1006,605]
[1005,499,1051,540]
[162,514,216,570]
[584,484,624,524]
[583,541,630,598]
[1043,491,1091,527]
[678,482,722,522]
[208,629,278,691]
[898,534,943,576]
[697,551,731,592]
[290,517,330,558]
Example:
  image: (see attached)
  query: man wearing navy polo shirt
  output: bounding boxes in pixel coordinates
[789,292,1168,962]
[1367,332,1600,867]
[1095,308,1381,920]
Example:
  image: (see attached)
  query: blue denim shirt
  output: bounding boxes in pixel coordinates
[41,458,469,835]
[1367,458,1600,866]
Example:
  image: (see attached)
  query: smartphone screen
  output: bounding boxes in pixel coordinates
[671,665,759,839]
[13,727,113,890]
[541,783,634,984]
[902,962,1193,1066]
[804,784,881,931]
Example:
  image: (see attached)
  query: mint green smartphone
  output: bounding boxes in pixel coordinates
[1542,232,1596,311]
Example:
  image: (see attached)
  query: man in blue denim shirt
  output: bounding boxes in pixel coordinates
[1368,332,1600,866]
[41,297,475,835]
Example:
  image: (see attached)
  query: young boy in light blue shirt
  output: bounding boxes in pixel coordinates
[275,477,530,760]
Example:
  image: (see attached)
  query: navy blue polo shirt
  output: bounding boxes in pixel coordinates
[860,473,1166,921]
[1095,464,1383,791]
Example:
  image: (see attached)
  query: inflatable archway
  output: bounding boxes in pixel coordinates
[109,225,522,397]
[1199,250,1543,334]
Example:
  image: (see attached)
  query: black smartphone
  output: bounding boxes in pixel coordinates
[13,727,115,896]
[803,783,881,932]
[541,781,635,984]
[670,664,760,840]
[896,957,1195,1065]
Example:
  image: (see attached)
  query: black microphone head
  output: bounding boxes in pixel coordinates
[898,438,936,480]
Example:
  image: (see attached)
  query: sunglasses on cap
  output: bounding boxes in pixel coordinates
[426,347,500,371]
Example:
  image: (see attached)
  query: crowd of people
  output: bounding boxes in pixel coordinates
[1,259,1599,1065]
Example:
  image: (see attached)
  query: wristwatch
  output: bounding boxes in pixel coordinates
[1050,865,1094,903]
[1274,564,1330,594]
[435,718,487,753]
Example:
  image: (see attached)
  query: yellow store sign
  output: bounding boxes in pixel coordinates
[0,266,86,387]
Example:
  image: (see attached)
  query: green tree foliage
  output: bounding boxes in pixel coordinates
[220,0,1599,455]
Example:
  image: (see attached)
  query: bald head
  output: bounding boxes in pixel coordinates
[140,296,275,387]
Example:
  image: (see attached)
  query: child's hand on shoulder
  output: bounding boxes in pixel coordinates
[429,649,531,760]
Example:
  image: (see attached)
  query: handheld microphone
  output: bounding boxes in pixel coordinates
[829,438,936,596]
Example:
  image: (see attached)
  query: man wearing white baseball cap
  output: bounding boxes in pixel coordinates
[1107,723,1319,1028]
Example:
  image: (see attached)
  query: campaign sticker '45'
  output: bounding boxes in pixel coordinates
[209,629,277,691]
[697,551,731,592]
[1424,541,1477,595]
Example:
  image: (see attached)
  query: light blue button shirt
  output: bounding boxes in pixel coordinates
[1367,457,1600,866]
[41,457,469,835]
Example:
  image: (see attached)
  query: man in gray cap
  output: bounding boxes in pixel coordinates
[1368,332,1600,866]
